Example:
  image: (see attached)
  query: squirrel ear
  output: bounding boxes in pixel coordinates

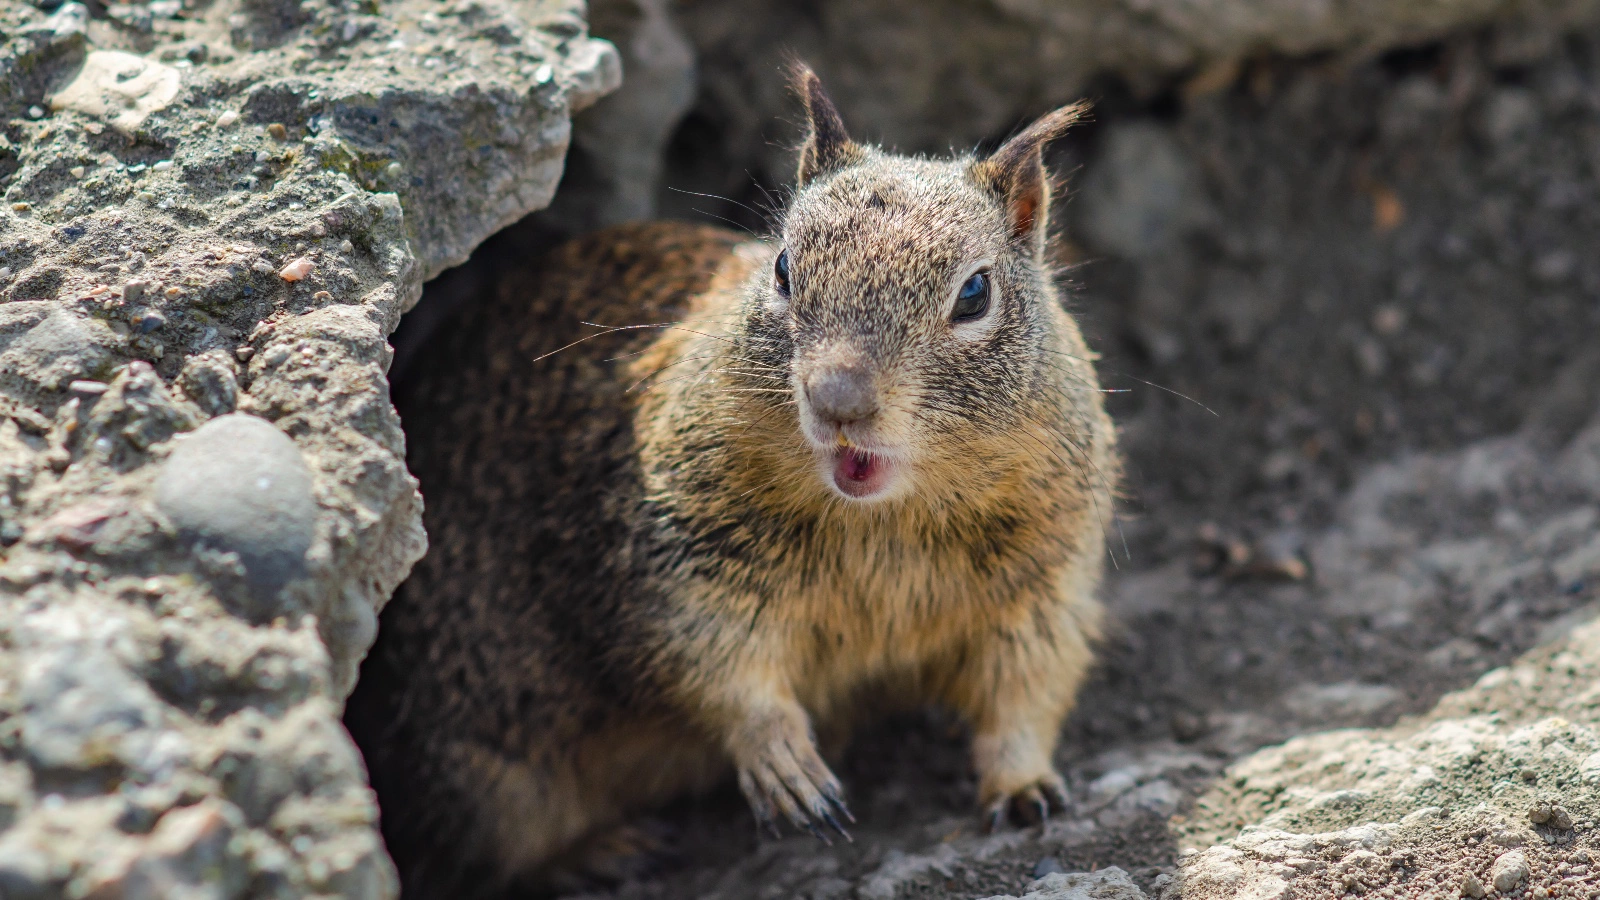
[793,63,862,186]
[972,101,1091,252]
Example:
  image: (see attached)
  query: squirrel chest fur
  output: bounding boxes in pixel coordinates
[346,69,1118,898]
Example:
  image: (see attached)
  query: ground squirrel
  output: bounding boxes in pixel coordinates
[346,66,1118,897]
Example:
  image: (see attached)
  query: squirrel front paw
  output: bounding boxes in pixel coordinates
[973,730,1070,830]
[979,768,1070,831]
[727,709,853,841]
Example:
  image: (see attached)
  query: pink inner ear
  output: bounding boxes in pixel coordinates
[1010,189,1041,240]
[1005,161,1045,242]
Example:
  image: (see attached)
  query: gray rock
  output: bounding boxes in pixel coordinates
[0,0,618,893]
[0,302,115,400]
[667,0,1600,199]
[1095,779,1183,829]
[1171,614,1600,898]
[552,0,698,231]
[857,845,961,900]
[976,866,1148,900]
[155,414,316,610]
[1282,682,1403,725]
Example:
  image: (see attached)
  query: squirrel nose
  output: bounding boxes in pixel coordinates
[806,366,879,425]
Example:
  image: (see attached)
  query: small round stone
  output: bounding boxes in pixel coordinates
[1491,851,1530,893]
[154,414,317,611]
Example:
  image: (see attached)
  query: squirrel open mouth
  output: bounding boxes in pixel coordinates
[830,446,895,500]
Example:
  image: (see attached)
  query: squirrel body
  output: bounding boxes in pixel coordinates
[347,70,1117,897]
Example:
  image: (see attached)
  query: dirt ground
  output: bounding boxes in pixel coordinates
[380,21,1600,900]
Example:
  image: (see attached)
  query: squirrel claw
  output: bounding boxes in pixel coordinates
[750,803,782,840]
[824,788,856,824]
[732,712,849,844]
[803,820,833,846]
[1044,779,1071,811]
[983,771,1070,831]
[819,808,853,842]
[985,805,1007,834]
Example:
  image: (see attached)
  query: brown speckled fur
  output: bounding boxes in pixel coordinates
[346,70,1117,899]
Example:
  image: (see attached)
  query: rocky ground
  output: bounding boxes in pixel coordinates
[400,9,1600,900]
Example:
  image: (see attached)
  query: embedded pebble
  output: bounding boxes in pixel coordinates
[153,414,317,610]
[1491,851,1529,892]
[267,122,288,140]
[49,50,181,132]
[176,351,239,417]
[0,303,114,392]
[1461,873,1486,898]
[216,109,239,127]
[137,311,165,334]
[1529,802,1574,830]
[278,257,314,281]
[15,606,170,774]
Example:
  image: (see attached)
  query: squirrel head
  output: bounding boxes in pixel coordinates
[739,64,1090,505]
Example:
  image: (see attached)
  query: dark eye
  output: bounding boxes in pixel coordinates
[774,249,791,296]
[952,271,990,322]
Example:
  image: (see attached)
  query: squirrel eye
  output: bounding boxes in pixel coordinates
[952,271,990,322]
[774,249,791,296]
